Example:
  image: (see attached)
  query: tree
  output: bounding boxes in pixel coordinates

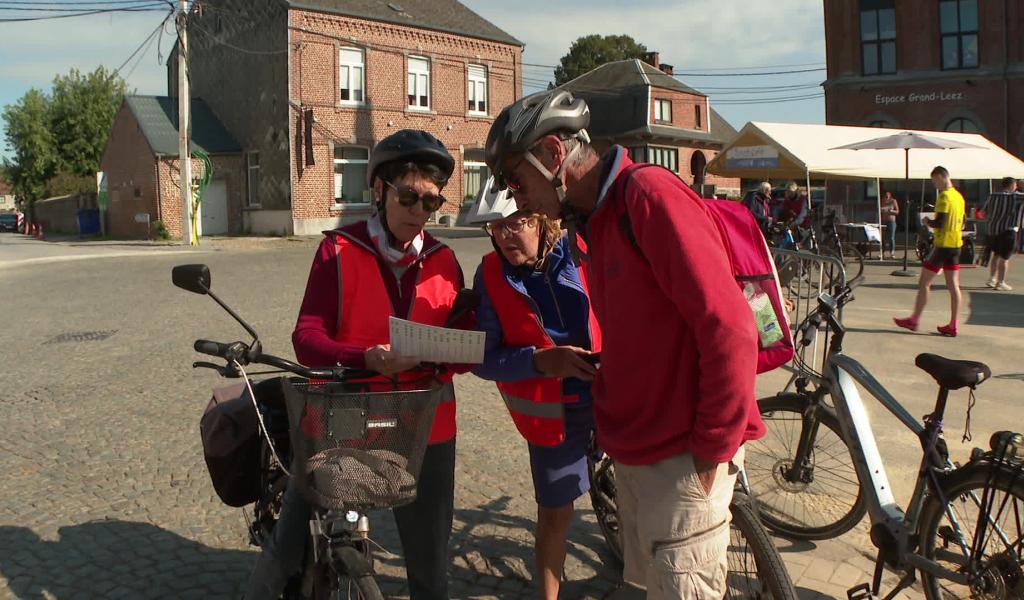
[2,89,56,204]
[50,67,128,177]
[554,34,648,85]
[2,66,127,205]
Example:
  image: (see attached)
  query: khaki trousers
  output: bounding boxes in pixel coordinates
[617,447,743,600]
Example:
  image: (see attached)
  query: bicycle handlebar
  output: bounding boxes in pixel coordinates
[192,338,379,381]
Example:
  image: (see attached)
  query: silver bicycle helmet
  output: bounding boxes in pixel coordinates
[485,90,591,191]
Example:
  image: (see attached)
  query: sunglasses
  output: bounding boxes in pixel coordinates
[484,216,537,237]
[384,181,447,212]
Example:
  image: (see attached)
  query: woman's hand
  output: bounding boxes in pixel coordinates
[533,346,598,381]
[364,344,421,376]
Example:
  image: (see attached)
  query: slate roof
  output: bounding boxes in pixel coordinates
[558,59,737,146]
[287,0,522,46]
[123,96,241,156]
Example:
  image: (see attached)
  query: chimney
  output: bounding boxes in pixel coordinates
[643,51,660,68]
[659,63,674,75]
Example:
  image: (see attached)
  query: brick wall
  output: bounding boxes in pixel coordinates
[649,86,710,132]
[100,104,160,239]
[156,154,245,239]
[287,8,522,234]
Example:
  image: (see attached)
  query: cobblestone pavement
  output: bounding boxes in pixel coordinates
[1,233,1021,599]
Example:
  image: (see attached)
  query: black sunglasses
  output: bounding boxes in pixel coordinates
[384,181,447,212]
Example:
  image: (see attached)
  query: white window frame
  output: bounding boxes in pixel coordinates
[246,151,260,207]
[463,160,489,205]
[407,55,431,111]
[467,64,488,115]
[648,146,679,173]
[654,99,672,123]
[339,47,365,106]
[333,145,371,207]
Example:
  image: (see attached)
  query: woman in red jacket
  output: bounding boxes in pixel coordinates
[246,130,468,600]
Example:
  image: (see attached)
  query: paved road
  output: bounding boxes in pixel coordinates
[0,232,1021,599]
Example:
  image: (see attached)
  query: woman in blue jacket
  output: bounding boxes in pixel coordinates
[467,182,601,600]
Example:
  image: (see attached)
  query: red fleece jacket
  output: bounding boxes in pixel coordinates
[587,149,765,466]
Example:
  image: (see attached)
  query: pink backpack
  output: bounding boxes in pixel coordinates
[611,164,794,374]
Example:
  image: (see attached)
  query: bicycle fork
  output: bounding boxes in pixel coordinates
[783,402,825,486]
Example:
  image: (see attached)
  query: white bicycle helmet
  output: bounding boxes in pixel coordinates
[464,176,518,225]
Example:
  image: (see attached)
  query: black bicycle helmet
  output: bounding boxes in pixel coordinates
[485,89,590,190]
[366,129,455,187]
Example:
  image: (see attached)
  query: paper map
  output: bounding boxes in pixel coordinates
[388,317,486,364]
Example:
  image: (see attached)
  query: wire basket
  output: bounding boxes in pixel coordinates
[281,376,443,510]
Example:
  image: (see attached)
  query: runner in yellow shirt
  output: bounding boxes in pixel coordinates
[894,166,965,337]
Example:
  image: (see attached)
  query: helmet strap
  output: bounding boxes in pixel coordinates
[524,141,580,206]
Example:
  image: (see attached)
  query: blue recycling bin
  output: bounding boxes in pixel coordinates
[77,208,100,237]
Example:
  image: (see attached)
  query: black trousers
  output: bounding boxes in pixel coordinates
[393,438,456,600]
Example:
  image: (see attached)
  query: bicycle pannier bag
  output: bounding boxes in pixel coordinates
[200,382,262,507]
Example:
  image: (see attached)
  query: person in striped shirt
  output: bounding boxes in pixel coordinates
[979,177,1024,291]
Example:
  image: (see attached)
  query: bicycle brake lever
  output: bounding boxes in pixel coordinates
[193,361,242,378]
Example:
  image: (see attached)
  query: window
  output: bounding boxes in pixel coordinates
[945,117,979,133]
[407,56,430,110]
[653,99,672,123]
[246,152,260,206]
[467,64,487,114]
[463,150,489,204]
[860,0,897,75]
[648,146,679,172]
[333,146,370,205]
[940,0,979,69]
[627,146,647,162]
[339,47,365,104]
[695,104,703,129]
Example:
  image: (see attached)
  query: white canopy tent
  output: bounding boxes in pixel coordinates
[707,122,1024,182]
[707,122,1024,258]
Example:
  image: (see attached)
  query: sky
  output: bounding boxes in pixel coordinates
[0,0,827,161]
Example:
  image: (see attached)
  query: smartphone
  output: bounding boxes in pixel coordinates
[582,352,602,367]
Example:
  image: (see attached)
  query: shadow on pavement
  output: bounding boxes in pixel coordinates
[861,282,923,291]
[0,520,251,599]
[967,291,1024,328]
[995,373,1024,381]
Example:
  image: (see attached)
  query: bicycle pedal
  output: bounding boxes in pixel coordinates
[847,583,875,600]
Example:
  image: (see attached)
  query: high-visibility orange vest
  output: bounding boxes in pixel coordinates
[481,249,602,447]
[332,232,460,443]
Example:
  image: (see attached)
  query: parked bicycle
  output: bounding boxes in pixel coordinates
[173,264,448,600]
[818,210,865,282]
[747,281,1024,599]
[587,444,798,599]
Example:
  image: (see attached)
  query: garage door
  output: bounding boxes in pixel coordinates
[200,179,228,235]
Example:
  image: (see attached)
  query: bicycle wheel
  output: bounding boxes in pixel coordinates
[918,462,1024,600]
[728,492,799,600]
[821,244,863,285]
[587,450,624,566]
[746,394,866,540]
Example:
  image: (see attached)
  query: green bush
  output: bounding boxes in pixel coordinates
[152,219,171,240]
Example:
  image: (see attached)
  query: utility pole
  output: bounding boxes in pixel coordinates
[177,0,193,246]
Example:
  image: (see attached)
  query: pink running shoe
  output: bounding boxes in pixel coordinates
[893,317,919,332]
[937,324,958,337]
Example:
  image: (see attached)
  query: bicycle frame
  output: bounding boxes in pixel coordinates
[824,353,974,585]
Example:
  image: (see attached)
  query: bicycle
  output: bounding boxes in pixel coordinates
[173,263,446,600]
[818,210,866,283]
[587,445,798,599]
[747,281,1024,600]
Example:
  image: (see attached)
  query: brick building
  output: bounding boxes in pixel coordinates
[560,53,741,198]
[0,180,15,212]
[100,96,243,239]
[823,0,1024,213]
[174,0,522,235]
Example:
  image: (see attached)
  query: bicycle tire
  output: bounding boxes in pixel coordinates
[587,450,624,567]
[747,394,866,540]
[918,462,1024,600]
[310,545,383,600]
[728,492,799,600]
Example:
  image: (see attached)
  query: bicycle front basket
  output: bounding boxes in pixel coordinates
[281,377,443,510]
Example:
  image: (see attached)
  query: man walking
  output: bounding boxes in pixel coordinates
[894,166,965,337]
[485,90,764,599]
[979,177,1023,291]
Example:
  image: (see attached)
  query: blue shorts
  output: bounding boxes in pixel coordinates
[527,402,594,508]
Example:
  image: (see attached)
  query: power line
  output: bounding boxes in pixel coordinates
[0,0,166,4]
[670,61,825,72]
[713,93,824,105]
[0,2,165,10]
[189,18,287,55]
[674,67,826,77]
[114,7,173,75]
[0,5,167,21]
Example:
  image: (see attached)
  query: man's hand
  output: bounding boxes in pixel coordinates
[693,457,720,496]
[533,346,598,381]
[364,344,420,376]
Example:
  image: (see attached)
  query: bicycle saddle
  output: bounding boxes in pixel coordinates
[915,353,991,390]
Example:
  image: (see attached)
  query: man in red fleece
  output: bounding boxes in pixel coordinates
[485,90,764,598]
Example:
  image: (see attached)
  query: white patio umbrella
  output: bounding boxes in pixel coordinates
[831,132,985,277]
